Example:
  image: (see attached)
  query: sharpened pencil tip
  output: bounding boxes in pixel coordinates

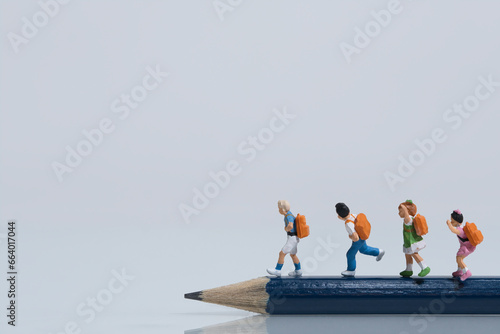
[184,291,202,301]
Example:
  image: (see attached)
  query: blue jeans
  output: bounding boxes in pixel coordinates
[346,239,380,271]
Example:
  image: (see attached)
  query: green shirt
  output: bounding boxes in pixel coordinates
[403,219,423,248]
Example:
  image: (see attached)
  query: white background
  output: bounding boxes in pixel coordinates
[1,0,500,333]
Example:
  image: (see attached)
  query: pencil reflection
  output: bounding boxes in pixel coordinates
[186,314,500,334]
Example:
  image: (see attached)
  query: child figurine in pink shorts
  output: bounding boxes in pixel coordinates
[446,210,475,281]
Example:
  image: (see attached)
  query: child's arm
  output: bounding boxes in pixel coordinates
[345,222,359,241]
[349,232,360,242]
[285,222,294,232]
[446,220,460,235]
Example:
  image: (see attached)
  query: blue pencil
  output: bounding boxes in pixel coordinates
[185,276,500,314]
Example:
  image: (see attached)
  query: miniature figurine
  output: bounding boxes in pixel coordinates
[335,202,385,277]
[398,200,431,277]
[446,209,482,281]
[267,200,302,277]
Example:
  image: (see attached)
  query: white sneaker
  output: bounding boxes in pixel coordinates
[266,268,282,277]
[288,269,303,277]
[341,270,356,277]
[376,249,385,262]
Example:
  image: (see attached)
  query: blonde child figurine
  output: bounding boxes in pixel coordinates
[446,209,475,281]
[398,200,431,277]
[266,200,302,277]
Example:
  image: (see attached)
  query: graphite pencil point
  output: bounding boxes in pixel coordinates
[184,291,202,301]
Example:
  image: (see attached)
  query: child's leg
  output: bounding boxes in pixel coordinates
[412,253,430,277]
[277,236,298,268]
[267,250,286,274]
[452,256,464,277]
[290,253,301,272]
[404,254,413,272]
[400,254,414,276]
[278,251,286,264]
[346,242,361,271]
[287,237,300,268]
[412,253,423,264]
[458,256,468,271]
[458,255,472,280]
[359,242,380,257]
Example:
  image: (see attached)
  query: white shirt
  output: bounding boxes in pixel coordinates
[404,216,415,226]
[344,214,356,236]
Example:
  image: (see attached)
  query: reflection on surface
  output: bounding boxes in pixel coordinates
[186,314,500,334]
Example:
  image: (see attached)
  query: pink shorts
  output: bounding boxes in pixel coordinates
[457,243,476,257]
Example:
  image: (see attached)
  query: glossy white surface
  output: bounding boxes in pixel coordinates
[1,1,500,332]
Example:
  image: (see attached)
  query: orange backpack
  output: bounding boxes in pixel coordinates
[413,214,428,236]
[464,222,483,246]
[353,213,371,240]
[295,214,310,239]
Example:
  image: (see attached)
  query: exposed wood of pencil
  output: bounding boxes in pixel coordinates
[185,277,270,314]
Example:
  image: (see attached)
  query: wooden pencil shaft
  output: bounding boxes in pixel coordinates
[265,276,500,314]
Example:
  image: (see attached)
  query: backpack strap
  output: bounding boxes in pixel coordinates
[345,214,355,224]
[402,216,414,232]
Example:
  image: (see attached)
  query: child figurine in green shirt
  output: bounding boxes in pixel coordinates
[398,200,431,277]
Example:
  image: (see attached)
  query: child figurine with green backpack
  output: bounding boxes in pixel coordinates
[398,200,431,277]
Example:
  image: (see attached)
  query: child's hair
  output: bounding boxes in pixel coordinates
[277,200,290,212]
[335,202,350,218]
[399,200,417,216]
[451,209,464,224]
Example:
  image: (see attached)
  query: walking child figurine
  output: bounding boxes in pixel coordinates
[446,209,480,281]
[398,200,431,277]
[267,200,302,277]
[335,202,385,277]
